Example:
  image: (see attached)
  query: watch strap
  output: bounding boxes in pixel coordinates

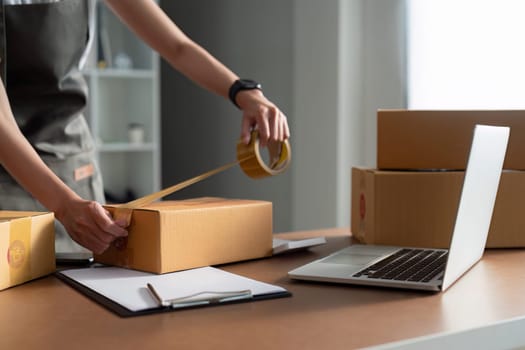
[228,79,262,109]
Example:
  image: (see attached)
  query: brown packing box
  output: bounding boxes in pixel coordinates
[351,167,525,248]
[96,197,273,274]
[377,110,525,170]
[0,211,55,291]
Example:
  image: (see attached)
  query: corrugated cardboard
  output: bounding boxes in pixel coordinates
[377,110,525,170]
[96,197,273,274]
[351,167,525,248]
[0,211,55,290]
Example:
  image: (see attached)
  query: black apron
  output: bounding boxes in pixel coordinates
[0,0,104,253]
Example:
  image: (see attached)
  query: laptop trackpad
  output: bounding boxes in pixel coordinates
[322,252,382,266]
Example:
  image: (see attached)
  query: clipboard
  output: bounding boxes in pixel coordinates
[56,266,291,317]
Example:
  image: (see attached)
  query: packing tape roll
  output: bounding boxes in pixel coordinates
[112,131,291,227]
[236,130,291,179]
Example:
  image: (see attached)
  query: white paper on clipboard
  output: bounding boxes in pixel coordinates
[58,266,288,312]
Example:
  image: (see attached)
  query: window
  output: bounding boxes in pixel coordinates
[407,0,525,109]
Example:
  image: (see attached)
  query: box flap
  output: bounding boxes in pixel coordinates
[0,211,51,221]
[106,197,270,213]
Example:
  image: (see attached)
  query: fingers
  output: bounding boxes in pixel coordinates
[268,106,281,142]
[71,229,109,255]
[259,109,288,148]
[88,202,128,253]
[267,140,282,168]
[240,115,254,145]
[241,104,289,148]
[236,89,290,146]
[256,105,276,148]
[282,115,290,140]
[61,200,128,254]
[94,203,128,235]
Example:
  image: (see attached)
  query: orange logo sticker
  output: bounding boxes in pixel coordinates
[7,240,25,269]
[74,163,95,182]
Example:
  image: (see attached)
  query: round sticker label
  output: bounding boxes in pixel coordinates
[7,240,26,269]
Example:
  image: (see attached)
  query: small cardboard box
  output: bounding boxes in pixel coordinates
[96,197,273,274]
[0,211,55,290]
[351,167,525,248]
[377,109,525,170]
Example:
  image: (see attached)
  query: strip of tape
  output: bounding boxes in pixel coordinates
[112,131,291,227]
[8,217,31,286]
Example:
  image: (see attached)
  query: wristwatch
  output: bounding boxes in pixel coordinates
[228,79,262,109]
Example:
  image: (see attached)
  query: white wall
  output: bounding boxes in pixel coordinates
[160,0,406,233]
[291,0,406,231]
[160,0,294,233]
[291,0,361,230]
[361,0,407,165]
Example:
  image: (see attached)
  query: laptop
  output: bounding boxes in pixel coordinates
[289,125,510,292]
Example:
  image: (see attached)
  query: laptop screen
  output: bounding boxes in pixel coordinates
[442,125,509,291]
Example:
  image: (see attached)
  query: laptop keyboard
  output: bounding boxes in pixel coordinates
[352,248,448,283]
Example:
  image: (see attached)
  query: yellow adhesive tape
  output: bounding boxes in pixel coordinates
[8,217,31,286]
[236,130,291,179]
[112,131,291,227]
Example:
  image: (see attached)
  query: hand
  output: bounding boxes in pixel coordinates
[54,198,128,254]
[237,89,290,148]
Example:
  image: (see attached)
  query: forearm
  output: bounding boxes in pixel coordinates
[0,132,77,212]
[104,0,290,145]
[104,0,238,98]
[164,41,239,99]
[0,86,79,217]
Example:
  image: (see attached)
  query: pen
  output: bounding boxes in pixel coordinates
[146,283,252,308]
[147,283,165,306]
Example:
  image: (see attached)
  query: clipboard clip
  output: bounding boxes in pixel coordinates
[147,283,252,309]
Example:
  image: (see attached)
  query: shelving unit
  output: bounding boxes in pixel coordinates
[83,1,161,202]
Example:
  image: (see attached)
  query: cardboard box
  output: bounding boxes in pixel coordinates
[351,167,525,248]
[377,110,525,170]
[0,211,55,291]
[96,197,273,274]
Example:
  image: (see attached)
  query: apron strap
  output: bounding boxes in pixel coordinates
[0,0,5,85]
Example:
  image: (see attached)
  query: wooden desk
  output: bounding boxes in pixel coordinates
[1,228,525,349]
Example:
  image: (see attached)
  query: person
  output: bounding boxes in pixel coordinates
[0,0,290,255]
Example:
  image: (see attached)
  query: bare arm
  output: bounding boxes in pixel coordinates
[0,81,127,254]
[104,0,290,146]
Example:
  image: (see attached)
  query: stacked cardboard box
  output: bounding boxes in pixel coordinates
[351,110,525,248]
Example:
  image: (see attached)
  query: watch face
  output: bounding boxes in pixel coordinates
[239,79,261,89]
